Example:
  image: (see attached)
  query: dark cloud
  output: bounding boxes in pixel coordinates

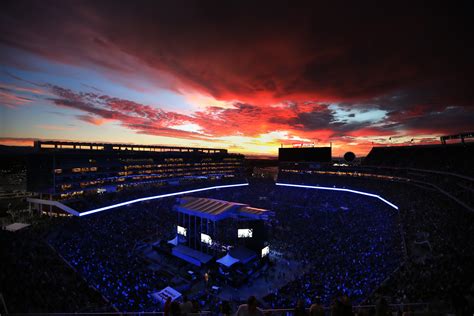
[1,1,473,107]
[384,106,474,134]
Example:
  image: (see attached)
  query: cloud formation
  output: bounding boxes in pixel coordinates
[44,84,474,148]
[1,1,473,155]
[2,2,474,104]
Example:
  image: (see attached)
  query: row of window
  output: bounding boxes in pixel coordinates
[123,161,242,170]
[58,174,234,198]
[57,170,238,191]
[57,166,241,181]
[53,162,242,174]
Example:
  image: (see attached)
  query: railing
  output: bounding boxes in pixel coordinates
[5,312,211,316]
[2,304,433,315]
[261,302,431,315]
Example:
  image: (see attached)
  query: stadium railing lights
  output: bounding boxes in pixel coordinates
[79,183,249,216]
[79,182,398,216]
[276,182,399,210]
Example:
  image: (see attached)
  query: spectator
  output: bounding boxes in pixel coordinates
[375,297,389,316]
[170,300,181,316]
[220,300,232,316]
[310,298,324,316]
[294,299,307,316]
[164,297,172,316]
[236,296,264,316]
[192,299,201,313]
[180,296,193,315]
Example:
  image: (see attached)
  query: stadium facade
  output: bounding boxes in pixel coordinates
[26,140,245,215]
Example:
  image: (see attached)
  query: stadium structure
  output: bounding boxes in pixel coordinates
[2,135,473,314]
[25,140,245,216]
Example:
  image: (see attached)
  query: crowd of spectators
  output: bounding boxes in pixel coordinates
[0,221,112,313]
[278,173,474,312]
[64,177,245,212]
[370,185,474,309]
[193,179,402,308]
[43,177,404,312]
[362,142,474,177]
[49,198,178,311]
[4,170,474,313]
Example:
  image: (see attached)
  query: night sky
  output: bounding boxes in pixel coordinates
[1,1,473,156]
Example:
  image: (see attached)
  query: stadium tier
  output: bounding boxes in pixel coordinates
[277,142,474,213]
[3,140,474,314]
[25,141,245,215]
[363,143,474,175]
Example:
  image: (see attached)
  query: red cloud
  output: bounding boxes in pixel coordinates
[1,2,473,155]
[76,115,110,126]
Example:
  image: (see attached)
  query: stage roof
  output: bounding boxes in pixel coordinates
[175,197,272,221]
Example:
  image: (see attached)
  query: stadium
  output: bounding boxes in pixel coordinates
[1,135,474,315]
[1,2,474,315]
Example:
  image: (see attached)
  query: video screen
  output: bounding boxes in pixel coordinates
[238,228,253,238]
[201,233,212,245]
[177,225,187,236]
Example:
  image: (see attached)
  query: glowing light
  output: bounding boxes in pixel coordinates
[261,246,270,257]
[201,233,212,245]
[275,182,399,210]
[177,225,187,236]
[238,228,253,238]
[79,183,249,216]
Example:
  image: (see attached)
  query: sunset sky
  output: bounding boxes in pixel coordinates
[1,1,473,157]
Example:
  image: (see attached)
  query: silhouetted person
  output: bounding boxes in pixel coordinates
[310,298,324,316]
[294,299,307,316]
[220,300,232,316]
[401,305,412,316]
[191,299,200,313]
[236,295,264,316]
[180,295,193,315]
[164,297,172,316]
[331,293,353,316]
[375,297,389,316]
[170,300,181,316]
[341,294,353,316]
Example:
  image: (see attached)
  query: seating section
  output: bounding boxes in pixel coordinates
[363,143,474,176]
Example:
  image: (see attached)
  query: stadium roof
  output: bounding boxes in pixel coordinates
[175,197,272,221]
[34,140,228,154]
